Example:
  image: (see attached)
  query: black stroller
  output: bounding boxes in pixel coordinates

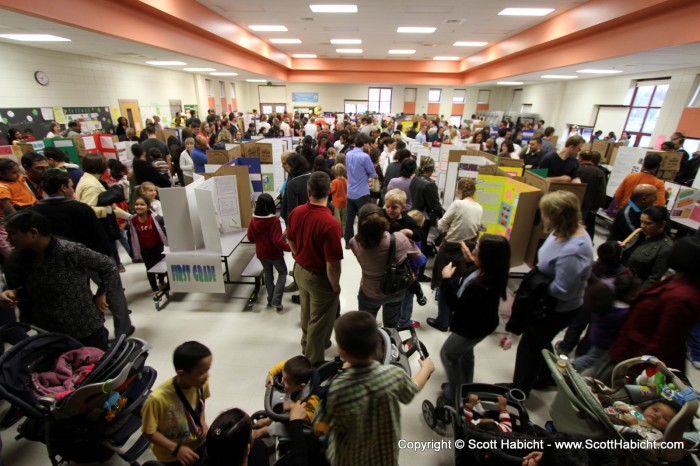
[0,324,157,466]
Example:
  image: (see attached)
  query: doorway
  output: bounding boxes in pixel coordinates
[118,100,143,133]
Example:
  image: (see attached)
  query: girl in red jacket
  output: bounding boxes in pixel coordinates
[247,193,290,312]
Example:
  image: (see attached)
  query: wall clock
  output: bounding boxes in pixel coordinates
[34,71,49,86]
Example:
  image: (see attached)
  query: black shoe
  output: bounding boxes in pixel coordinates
[426,318,447,332]
[291,294,301,305]
[418,274,431,283]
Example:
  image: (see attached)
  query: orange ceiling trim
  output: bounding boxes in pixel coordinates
[461,0,700,84]
[291,58,460,74]
[286,71,465,86]
[0,0,290,80]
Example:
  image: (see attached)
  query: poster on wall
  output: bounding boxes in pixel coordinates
[291,92,319,103]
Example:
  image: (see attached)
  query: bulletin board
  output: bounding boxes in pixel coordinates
[63,106,114,133]
[0,107,55,144]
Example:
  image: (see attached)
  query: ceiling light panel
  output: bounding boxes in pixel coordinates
[0,34,70,41]
[269,38,301,44]
[330,39,361,44]
[434,56,459,61]
[498,8,554,16]
[293,54,317,58]
[454,41,488,47]
[397,27,436,34]
[247,79,267,82]
[309,4,357,13]
[183,68,216,72]
[210,72,238,76]
[388,50,416,55]
[146,60,186,65]
[336,48,363,54]
[498,81,524,85]
[249,25,288,31]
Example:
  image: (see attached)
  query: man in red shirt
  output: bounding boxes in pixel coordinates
[286,172,343,366]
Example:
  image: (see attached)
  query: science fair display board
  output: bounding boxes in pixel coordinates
[443,151,541,266]
[670,186,700,230]
[159,165,253,293]
[607,147,683,197]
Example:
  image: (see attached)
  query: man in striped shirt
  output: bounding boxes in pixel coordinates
[314,311,434,466]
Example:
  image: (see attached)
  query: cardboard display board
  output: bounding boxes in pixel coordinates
[202,165,253,228]
[166,252,226,293]
[0,145,21,163]
[606,147,680,197]
[443,151,495,206]
[671,187,700,222]
[17,140,45,155]
[474,175,541,267]
[207,146,242,165]
[43,138,82,164]
[160,186,202,252]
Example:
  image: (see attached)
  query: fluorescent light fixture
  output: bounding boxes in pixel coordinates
[498,81,524,85]
[247,79,267,82]
[183,67,216,72]
[146,60,186,66]
[453,41,488,47]
[210,72,238,76]
[249,25,287,31]
[330,39,361,44]
[397,27,436,34]
[270,38,301,44]
[0,33,70,42]
[388,49,416,55]
[310,4,357,13]
[498,8,554,16]
[541,75,578,79]
[336,48,363,54]
[293,54,318,58]
[577,69,623,74]
[433,56,460,61]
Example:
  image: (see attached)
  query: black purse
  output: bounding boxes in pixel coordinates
[380,233,415,295]
[97,185,126,206]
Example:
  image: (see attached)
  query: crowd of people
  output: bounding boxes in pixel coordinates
[1,109,700,466]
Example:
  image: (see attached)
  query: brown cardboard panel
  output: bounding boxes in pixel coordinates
[256,142,273,163]
[206,150,230,165]
[549,135,559,147]
[448,150,467,163]
[243,142,258,158]
[509,188,542,267]
[72,137,87,156]
[608,146,619,166]
[16,143,36,155]
[591,140,613,163]
[498,157,524,168]
[523,170,587,205]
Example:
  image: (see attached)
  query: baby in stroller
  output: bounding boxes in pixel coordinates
[606,400,678,441]
[464,394,513,433]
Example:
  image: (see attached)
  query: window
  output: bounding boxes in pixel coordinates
[623,79,670,147]
[449,115,462,127]
[428,88,442,103]
[219,81,225,97]
[368,88,392,113]
[230,83,236,98]
[205,79,213,97]
[477,89,491,105]
[452,89,466,103]
[345,100,369,114]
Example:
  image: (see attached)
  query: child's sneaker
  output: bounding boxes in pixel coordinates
[153,290,164,301]
[410,320,421,328]
[275,304,284,313]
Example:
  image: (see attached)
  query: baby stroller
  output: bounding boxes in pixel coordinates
[543,350,700,464]
[0,323,157,466]
[253,325,428,461]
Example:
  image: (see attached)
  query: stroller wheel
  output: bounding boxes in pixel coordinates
[436,396,452,424]
[422,400,437,428]
[417,296,427,306]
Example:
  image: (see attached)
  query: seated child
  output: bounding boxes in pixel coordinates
[141,341,212,466]
[464,394,513,433]
[0,159,37,257]
[253,355,320,439]
[607,400,678,441]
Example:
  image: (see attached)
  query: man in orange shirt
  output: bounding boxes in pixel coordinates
[613,153,666,209]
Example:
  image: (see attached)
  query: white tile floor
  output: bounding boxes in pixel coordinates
[2,222,699,465]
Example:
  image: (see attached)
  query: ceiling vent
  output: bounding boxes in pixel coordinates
[443,19,465,25]
[299,17,315,22]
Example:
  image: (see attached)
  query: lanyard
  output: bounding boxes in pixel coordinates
[172,377,204,437]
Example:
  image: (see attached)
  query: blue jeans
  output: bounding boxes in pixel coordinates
[572,345,608,372]
[344,195,372,244]
[262,258,287,306]
[357,288,405,328]
[433,287,453,329]
[440,332,485,401]
[397,290,414,327]
[689,319,700,362]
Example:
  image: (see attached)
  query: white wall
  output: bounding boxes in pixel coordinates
[0,41,202,122]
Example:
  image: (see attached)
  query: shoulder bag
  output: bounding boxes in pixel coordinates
[380,233,415,295]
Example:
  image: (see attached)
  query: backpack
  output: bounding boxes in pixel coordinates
[505,267,555,335]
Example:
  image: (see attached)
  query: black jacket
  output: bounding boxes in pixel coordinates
[383,211,423,243]
[133,158,171,188]
[443,278,502,340]
[409,174,445,220]
[29,198,112,257]
[281,173,311,222]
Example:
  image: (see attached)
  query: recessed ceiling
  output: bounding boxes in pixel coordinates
[0,3,699,86]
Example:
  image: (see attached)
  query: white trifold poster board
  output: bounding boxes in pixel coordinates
[443,155,495,206]
[258,138,285,193]
[606,146,646,197]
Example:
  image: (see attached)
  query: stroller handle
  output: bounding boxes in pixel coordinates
[263,383,291,423]
[611,355,684,390]
[395,325,429,359]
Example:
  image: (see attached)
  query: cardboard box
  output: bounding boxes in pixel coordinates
[206,146,241,165]
[157,128,178,143]
[644,150,683,181]
[255,142,273,164]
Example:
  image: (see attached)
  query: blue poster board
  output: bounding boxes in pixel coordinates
[233,157,263,192]
[292,92,319,103]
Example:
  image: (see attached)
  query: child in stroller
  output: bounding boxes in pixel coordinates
[0,323,155,466]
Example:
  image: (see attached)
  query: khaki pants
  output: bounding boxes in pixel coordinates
[294,265,339,366]
[333,206,347,233]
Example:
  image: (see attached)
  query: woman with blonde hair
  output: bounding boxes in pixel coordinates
[213,129,233,149]
[511,190,594,396]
